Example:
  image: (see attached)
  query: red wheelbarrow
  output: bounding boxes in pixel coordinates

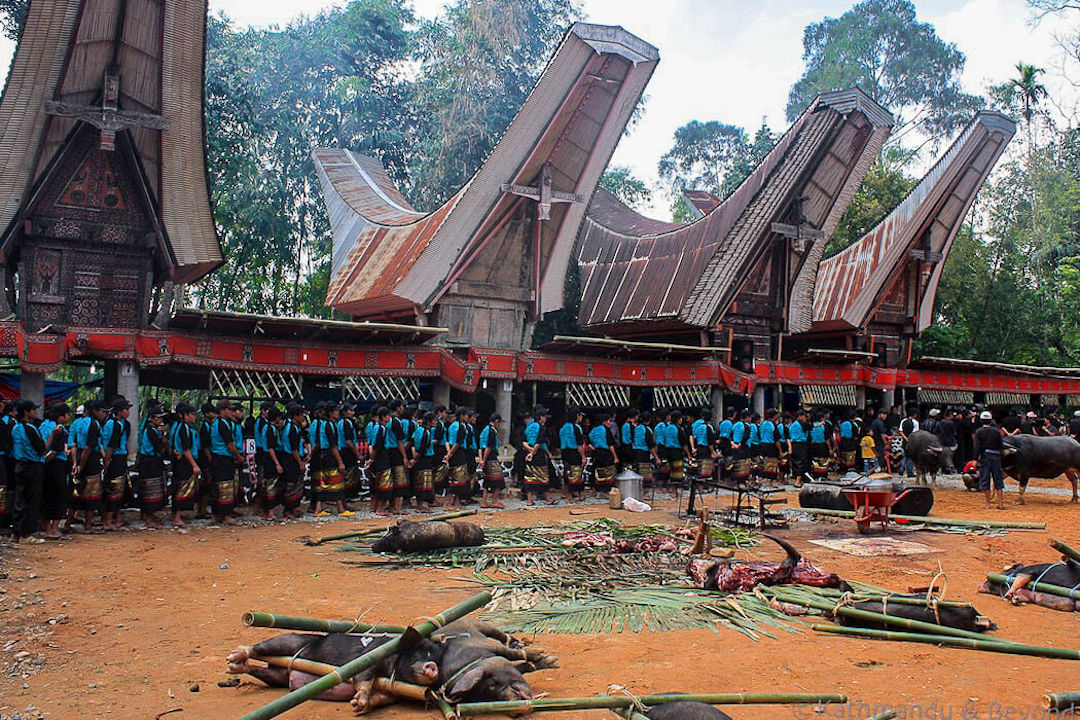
[841,484,919,534]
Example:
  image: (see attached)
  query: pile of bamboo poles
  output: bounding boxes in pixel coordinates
[798,507,1046,531]
[763,584,1080,661]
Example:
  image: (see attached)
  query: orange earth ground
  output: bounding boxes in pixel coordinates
[3,482,1080,720]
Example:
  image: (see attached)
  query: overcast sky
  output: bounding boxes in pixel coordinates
[1,0,1075,211]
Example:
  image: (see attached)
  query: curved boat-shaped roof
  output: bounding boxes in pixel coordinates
[577,88,894,334]
[812,111,1016,332]
[0,0,222,283]
[316,22,660,319]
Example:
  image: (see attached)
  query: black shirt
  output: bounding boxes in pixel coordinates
[974,425,1003,454]
[937,418,956,446]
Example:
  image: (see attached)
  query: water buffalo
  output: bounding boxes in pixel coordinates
[981,560,1080,612]
[1001,435,1080,504]
[904,430,943,485]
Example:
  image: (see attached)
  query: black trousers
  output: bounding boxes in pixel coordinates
[13,460,44,538]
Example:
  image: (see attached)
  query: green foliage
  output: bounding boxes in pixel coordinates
[658,118,777,221]
[192,3,416,318]
[786,0,982,141]
[407,0,582,209]
[599,166,652,210]
[826,149,916,257]
[0,0,24,40]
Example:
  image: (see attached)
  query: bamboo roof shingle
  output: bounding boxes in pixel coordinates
[0,0,222,283]
[576,89,894,335]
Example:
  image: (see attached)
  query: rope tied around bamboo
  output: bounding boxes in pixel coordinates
[454,693,849,716]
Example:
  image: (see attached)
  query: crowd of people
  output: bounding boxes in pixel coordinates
[0,394,1077,543]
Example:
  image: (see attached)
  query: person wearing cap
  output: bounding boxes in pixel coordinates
[137,402,169,528]
[100,397,132,532]
[168,402,200,527]
[309,402,349,517]
[559,408,586,501]
[974,410,1005,509]
[10,399,46,543]
[73,400,107,532]
[588,413,619,498]
[337,403,361,503]
[253,406,284,521]
[280,404,308,519]
[38,402,71,540]
[207,399,242,525]
[410,411,438,512]
[443,406,471,509]
[523,406,554,505]
[1021,411,1038,436]
[478,413,506,508]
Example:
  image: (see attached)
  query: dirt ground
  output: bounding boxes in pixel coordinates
[3,482,1080,720]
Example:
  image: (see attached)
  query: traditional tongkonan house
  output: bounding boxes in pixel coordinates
[0,6,1072,427]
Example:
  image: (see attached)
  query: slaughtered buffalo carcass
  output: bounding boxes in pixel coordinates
[838,597,996,632]
[904,430,943,485]
[981,560,1080,612]
[371,519,486,553]
[646,700,734,720]
[687,535,842,592]
[1000,435,1080,504]
[226,632,442,711]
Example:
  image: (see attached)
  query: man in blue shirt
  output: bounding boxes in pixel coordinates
[11,399,45,543]
[588,413,619,494]
[559,408,586,500]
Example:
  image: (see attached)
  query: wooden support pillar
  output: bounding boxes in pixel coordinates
[433,380,451,410]
[21,370,44,410]
[106,359,140,456]
[882,388,896,414]
[855,385,866,412]
[496,380,513,438]
[710,385,724,423]
[753,385,766,416]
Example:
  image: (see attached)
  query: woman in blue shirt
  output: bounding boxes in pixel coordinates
[523,406,554,505]
[478,413,505,508]
[11,399,46,543]
[809,411,833,479]
[838,410,859,471]
[102,397,132,532]
[410,411,438,511]
[137,402,169,528]
[170,402,201,527]
[588,413,619,493]
[730,410,753,482]
[40,401,71,541]
[559,408,586,500]
[759,409,780,481]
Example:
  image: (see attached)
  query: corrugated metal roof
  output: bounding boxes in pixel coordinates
[318,23,659,320]
[576,89,893,334]
[0,0,222,283]
[813,112,1016,332]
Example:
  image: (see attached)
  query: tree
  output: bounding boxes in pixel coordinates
[407,0,582,209]
[786,0,982,147]
[658,120,748,199]
[599,166,652,210]
[0,0,25,41]
[990,63,1049,158]
[191,2,416,318]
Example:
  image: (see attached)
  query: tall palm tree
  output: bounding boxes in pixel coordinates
[1005,62,1048,158]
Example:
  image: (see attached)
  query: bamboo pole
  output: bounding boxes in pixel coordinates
[844,595,972,609]
[1050,539,1080,565]
[767,587,1009,643]
[455,693,848,715]
[987,572,1080,600]
[242,612,407,635]
[436,695,459,720]
[1045,691,1080,710]
[306,509,479,545]
[238,591,492,720]
[250,657,432,703]
[798,507,1046,529]
[812,625,1080,660]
